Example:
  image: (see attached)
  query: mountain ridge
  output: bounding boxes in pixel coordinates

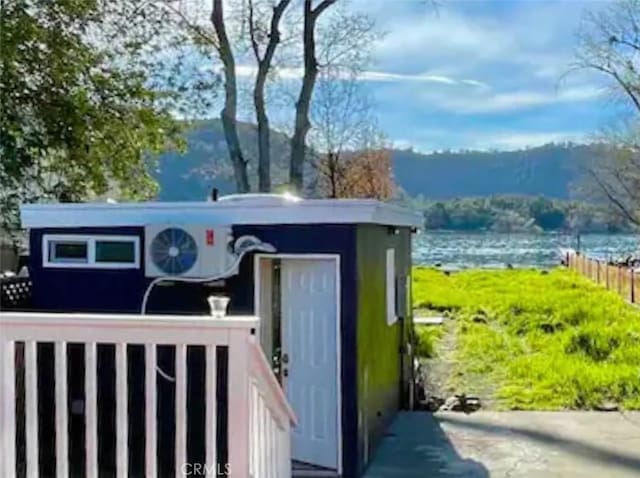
[152,119,592,201]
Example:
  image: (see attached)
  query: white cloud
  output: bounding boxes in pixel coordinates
[479,131,587,150]
[229,64,488,87]
[410,128,588,152]
[358,71,456,84]
[370,2,596,86]
[422,85,603,114]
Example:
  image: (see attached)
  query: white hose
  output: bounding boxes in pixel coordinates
[140,242,275,382]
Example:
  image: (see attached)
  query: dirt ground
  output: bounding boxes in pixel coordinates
[419,319,497,410]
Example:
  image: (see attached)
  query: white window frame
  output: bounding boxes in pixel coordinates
[42,234,140,269]
[386,248,397,325]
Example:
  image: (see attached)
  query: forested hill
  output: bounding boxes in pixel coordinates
[153,120,593,200]
[393,143,593,200]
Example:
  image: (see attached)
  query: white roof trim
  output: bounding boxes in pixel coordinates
[20,199,423,229]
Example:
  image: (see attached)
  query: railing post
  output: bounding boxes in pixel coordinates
[228,329,251,478]
[55,342,69,478]
[1,339,16,477]
[25,341,39,478]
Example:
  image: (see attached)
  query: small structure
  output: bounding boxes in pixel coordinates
[20,194,422,477]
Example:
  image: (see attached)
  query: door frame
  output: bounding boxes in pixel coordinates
[253,253,343,474]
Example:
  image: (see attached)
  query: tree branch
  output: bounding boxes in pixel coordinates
[312,0,338,19]
[247,0,261,61]
[211,0,250,192]
[588,168,640,225]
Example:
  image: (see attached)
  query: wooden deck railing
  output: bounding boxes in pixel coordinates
[566,252,639,304]
[0,312,296,478]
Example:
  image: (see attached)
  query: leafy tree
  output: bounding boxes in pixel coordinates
[424,202,451,229]
[529,197,566,230]
[0,0,217,240]
[413,195,634,233]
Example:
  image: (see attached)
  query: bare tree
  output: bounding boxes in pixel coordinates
[342,127,396,200]
[311,69,395,200]
[306,5,383,198]
[164,0,378,195]
[585,130,640,226]
[247,0,291,192]
[289,0,337,192]
[574,0,640,224]
[310,67,373,197]
[211,0,250,193]
[574,0,640,113]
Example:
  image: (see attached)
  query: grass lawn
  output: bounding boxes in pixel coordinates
[413,267,640,410]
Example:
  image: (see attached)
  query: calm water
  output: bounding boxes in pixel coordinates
[413,232,639,269]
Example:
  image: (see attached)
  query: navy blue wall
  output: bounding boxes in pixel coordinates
[31,227,148,313]
[29,224,360,476]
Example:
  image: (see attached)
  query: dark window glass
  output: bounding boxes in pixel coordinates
[95,240,135,263]
[50,242,88,262]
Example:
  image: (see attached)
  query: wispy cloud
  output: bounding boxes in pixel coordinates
[479,131,587,150]
[228,64,488,88]
[358,71,487,86]
[422,85,604,114]
[409,128,588,152]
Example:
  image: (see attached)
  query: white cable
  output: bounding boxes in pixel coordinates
[140,242,275,382]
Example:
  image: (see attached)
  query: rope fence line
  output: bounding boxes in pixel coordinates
[566,252,638,304]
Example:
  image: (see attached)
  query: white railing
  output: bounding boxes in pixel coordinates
[0,312,296,478]
[248,340,297,478]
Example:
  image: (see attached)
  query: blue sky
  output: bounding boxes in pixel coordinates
[346,0,618,151]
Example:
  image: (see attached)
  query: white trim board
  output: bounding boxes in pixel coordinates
[21,199,422,229]
[253,253,343,475]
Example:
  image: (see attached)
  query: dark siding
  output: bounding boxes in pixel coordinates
[230,224,359,478]
[355,225,412,475]
[30,227,149,313]
[28,223,360,477]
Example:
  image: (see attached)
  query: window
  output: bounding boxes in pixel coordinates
[49,241,88,263]
[95,240,136,263]
[43,235,139,269]
[386,248,397,325]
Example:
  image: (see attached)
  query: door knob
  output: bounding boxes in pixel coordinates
[282,353,289,364]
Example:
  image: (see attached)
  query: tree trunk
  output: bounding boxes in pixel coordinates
[212,0,250,193]
[251,0,290,192]
[289,0,336,193]
[254,74,271,192]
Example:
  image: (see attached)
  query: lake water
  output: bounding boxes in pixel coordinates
[412,232,639,269]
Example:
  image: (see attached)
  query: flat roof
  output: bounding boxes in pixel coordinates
[20,197,423,229]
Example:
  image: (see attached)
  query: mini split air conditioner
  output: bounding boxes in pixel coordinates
[144,225,234,278]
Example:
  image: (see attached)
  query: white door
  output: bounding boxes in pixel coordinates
[281,258,339,470]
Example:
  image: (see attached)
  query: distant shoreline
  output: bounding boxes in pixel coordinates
[420,230,637,235]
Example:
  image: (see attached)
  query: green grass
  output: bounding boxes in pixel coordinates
[413,267,640,410]
[415,324,444,358]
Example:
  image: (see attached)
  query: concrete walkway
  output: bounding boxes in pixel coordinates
[364,411,640,477]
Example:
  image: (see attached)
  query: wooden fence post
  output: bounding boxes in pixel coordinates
[618,266,623,296]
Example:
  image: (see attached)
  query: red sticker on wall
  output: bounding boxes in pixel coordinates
[206,229,214,246]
